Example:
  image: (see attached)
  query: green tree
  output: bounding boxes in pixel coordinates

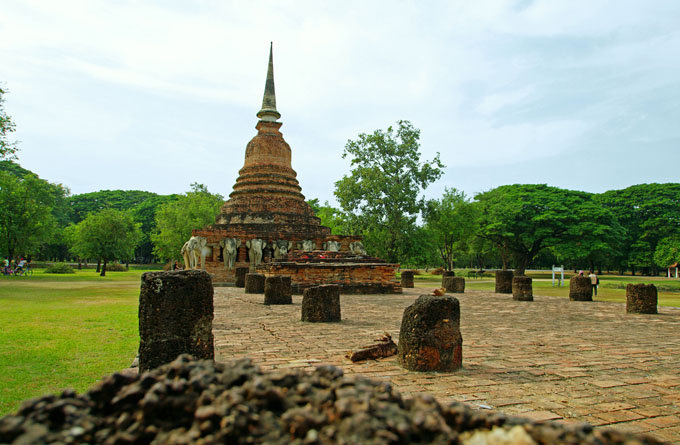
[654,236,680,269]
[334,120,443,262]
[0,171,64,259]
[68,209,142,276]
[0,161,71,261]
[597,184,680,275]
[307,199,349,235]
[400,225,441,269]
[0,86,18,160]
[151,183,224,262]
[424,188,479,271]
[68,190,179,262]
[475,184,621,276]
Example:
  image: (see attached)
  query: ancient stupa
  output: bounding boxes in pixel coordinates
[192,44,400,293]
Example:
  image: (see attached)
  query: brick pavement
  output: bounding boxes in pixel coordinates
[213,286,680,442]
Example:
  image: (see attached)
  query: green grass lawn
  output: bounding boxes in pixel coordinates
[0,270,143,415]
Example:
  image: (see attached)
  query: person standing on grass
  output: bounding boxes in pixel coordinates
[589,271,599,296]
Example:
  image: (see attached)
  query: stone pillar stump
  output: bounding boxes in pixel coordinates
[398,295,462,372]
[401,270,415,288]
[235,267,249,288]
[441,270,455,286]
[443,276,465,293]
[301,285,341,322]
[245,273,265,294]
[138,270,214,371]
[264,275,292,305]
[512,276,533,301]
[626,284,657,314]
[495,270,513,294]
[569,275,592,301]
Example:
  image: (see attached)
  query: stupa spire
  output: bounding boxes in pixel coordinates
[256,42,281,122]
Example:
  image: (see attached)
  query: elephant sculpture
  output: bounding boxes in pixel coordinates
[299,239,315,252]
[181,236,212,270]
[219,237,241,270]
[246,238,266,268]
[273,240,294,259]
[323,240,341,252]
[349,241,367,255]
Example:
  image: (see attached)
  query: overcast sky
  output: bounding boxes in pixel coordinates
[1,0,678,204]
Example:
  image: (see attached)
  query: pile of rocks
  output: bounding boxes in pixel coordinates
[0,356,660,444]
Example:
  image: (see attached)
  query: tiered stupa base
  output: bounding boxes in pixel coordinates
[268,250,401,294]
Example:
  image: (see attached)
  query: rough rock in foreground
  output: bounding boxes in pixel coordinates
[0,356,662,444]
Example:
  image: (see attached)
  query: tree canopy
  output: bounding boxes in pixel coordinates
[0,87,18,160]
[0,170,67,260]
[334,120,443,263]
[424,188,478,271]
[151,183,224,262]
[307,199,349,235]
[654,236,680,269]
[68,190,179,262]
[598,183,680,274]
[475,184,621,275]
[67,209,142,276]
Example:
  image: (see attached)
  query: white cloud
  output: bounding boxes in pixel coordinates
[0,0,677,198]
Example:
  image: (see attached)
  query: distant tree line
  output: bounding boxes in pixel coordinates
[0,161,223,271]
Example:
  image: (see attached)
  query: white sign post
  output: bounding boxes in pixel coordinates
[552,265,564,287]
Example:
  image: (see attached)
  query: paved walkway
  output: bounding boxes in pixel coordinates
[213,287,680,442]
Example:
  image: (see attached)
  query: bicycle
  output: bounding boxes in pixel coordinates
[14,265,33,277]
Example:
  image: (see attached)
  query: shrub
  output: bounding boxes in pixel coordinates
[130,264,164,271]
[105,263,128,272]
[44,263,75,274]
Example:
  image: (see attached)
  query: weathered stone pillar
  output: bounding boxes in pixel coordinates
[569,275,592,301]
[264,275,292,305]
[302,285,341,322]
[626,284,657,314]
[443,276,465,293]
[235,267,249,288]
[245,273,265,294]
[495,270,513,294]
[441,270,455,287]
[401,270,415,288]
[398,295,462,372]
[512,276,533,301]
[138,270,214,371]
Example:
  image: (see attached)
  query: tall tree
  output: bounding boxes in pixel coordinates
[0,171,65,259]
[307,199,349,235]
[424,188,479,271]
[0,86,18,160]
[654,236,680,269]
[597,184,680,275]
[334,120,443,262]
[475,184,621,276]
[151,183,224,262]
[68,209,142,276]
[68,190,179,262]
